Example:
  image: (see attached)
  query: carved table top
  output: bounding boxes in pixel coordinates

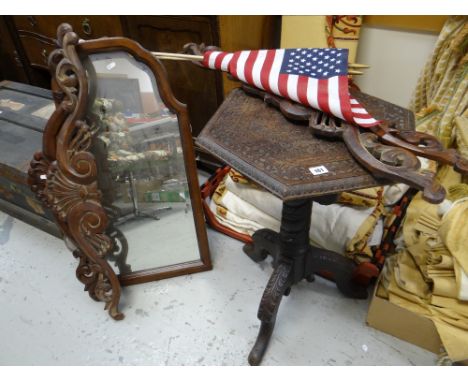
[197,88,415,201]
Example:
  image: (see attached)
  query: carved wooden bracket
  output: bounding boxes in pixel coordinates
[370,123,468,175]
[27,23,123,320]
[241,84,449,204]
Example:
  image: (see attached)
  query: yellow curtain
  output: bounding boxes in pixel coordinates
[381,16,468,362]
[410,16,468,149]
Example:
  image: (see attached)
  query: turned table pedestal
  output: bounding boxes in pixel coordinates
[197,88,417,365]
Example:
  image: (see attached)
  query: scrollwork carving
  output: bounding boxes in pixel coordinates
[249,260,292,366]
[257,262,292,322]
[375,127,468,175]
[106,225,132,275]
[343,126,446,204]
[359,132,421,170]
[28,23,123,320]
[28,152,52,208]
[45,164,101,222]
[240,85,447,204]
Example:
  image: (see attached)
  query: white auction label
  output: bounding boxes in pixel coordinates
[309,165,329,175]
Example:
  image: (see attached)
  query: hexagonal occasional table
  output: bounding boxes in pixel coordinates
[196,87,421,365]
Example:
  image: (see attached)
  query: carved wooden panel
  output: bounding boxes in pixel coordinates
[28,24,124,319]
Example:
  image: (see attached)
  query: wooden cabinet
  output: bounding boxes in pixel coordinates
[3,16,123,89]
[12,16,123,72]
[12,15,124,39]
[0,19,29,84]
[0,15,280,136]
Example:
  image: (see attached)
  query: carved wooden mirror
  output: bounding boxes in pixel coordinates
[28,24,212,319]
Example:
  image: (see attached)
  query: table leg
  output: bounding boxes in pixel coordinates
[243,228,280,264]
[248,199,312,365]
[248,261,292,365]
[246,197,369,365]
[244,230,368,299]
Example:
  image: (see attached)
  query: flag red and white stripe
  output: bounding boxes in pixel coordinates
[202,49,379,128]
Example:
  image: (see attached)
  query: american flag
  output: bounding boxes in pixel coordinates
[202,48,379,128]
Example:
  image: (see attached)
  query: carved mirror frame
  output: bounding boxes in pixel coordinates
[28,24,212,320]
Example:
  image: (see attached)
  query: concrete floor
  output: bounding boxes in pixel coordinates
[0,210,437,365]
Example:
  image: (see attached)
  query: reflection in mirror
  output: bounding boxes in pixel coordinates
[85,51,200,274]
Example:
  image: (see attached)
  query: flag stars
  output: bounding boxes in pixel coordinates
[281,48,347,78]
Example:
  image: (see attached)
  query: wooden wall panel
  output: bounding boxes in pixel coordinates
[219,16,280,95]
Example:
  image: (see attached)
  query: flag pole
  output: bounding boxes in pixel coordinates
[348,63,370,69]
[150,52,366,74]
[152,52,204,61]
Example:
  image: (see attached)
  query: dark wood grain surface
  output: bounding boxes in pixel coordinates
[197,88,415,200]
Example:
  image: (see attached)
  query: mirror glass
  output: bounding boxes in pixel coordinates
[85,51,200,275]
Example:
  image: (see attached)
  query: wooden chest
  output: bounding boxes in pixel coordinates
[0,80,60,237]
